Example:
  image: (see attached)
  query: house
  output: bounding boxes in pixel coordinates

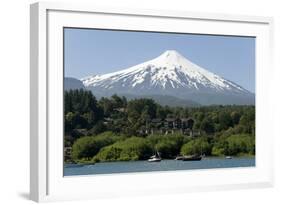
[138,117,196,136]
[164,118,181,129]
[181,118,194,129]
[151,118,163,127]
[164,118,175,129]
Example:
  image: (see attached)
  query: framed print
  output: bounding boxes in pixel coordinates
[30,2,274,202]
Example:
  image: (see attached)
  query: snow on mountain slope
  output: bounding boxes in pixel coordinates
[82,50,248,93]
[81,50,254,105]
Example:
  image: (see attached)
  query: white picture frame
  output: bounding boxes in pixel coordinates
[30,2,274,202]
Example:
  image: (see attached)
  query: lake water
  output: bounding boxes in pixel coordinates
[64,157,255,176]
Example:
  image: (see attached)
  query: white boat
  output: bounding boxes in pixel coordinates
[148,157,161,162]
[148,150,161,162]
[182,154,202,161]
[175,155,184,160]
[225,156,232,159]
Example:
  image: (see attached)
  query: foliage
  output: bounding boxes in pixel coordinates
[146,134,188,158]
[212,134,255,156]
[64,89,103,133]
[88,121,107,135]
[65,90,255,139]
[64,90,256,162]
[181,138,212,155]
[93,137,153,162]
[200,117,215,134]
[71,132,123,162]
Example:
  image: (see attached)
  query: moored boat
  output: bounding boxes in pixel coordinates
[174,155,184,160]
[182,154,202,161]
[148,150,161,162]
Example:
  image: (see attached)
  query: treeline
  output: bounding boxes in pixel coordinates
[72,132,254,163]
[64,89,255,162]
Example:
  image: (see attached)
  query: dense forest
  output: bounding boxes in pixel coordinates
[64,89,255,164]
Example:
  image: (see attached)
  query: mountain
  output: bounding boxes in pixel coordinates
[81,50,255,105]
[64,77,85,90]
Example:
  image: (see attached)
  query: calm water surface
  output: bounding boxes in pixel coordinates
[64,157,255,176]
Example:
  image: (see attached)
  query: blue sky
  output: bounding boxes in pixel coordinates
[64,28,255,92]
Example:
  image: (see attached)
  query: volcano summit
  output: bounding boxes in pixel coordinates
[80,50,254,105]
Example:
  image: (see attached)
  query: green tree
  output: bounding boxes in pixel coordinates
[64,89,103,132]
[71,132,122,162]
[93,137,153,162]
[181,138,211,155]
[218,112,233,131]
[200,117,215,134]
[212,133,255,156]
[88,121,107,135]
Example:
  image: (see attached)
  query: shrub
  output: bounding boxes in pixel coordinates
[212,134,255,156]
[71,131,122,161]
[225,134,255,155]
[211,146,225,156]
[88,121,107,135]
[93,137,153,162]
[181,138,212,155]
[147,134,188,158]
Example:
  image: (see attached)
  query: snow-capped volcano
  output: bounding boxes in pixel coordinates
[81,50,254,105]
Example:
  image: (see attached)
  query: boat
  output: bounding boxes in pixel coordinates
[174,155,185,160]
[225,156,232,159]
[182,154,202,161]
[148,150,161,162]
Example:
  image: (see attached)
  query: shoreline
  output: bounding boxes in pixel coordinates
[65,155,255,166]
[63,157,256,176]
